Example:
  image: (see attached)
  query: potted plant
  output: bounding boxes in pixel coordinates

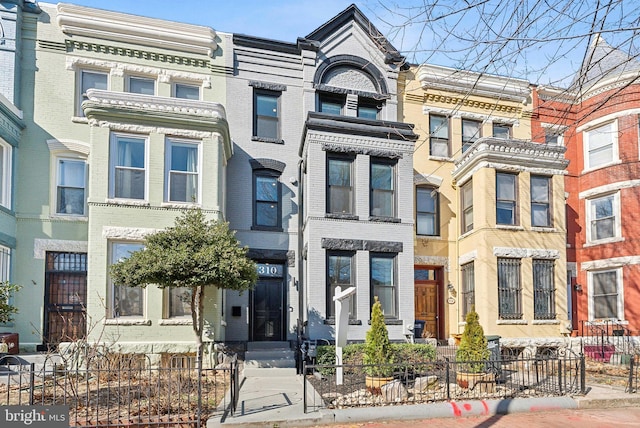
[363,296,394,390]
[0,281,22,355]
[455,308,493,390]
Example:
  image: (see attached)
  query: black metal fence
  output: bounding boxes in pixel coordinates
[579,320,636,360]
[0,353,239,427]
[628,354,640,393]
[303,349,585,412]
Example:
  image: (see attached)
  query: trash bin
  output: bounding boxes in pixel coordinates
[485,335,501,377]
[413,320,425,340]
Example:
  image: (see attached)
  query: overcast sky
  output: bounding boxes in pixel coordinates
[57,1,640,88]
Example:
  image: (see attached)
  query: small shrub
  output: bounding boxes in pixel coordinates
[363,297,394,377]
[455,309,490,373]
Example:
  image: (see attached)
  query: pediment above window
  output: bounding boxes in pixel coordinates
[322,66,377,93]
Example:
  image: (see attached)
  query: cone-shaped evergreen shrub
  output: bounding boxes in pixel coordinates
[363,296,394,377]
[455,308,490,373]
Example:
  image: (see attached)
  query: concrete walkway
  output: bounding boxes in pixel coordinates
[208,372,640,428]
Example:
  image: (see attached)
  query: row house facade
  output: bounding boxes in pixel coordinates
[534,35,640,336]
[402,65,571,345]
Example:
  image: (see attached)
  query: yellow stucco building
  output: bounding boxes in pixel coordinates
[402,64,570,347]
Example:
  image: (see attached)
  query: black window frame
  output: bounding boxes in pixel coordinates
[326,154,354,216]
[252,169,282,231]
[326,250,356,319]
[318,93,345,115]
[253,89,281,142]
[357,98,380,120]
[496,172,518,226]
[370,252,397,319]
[370,157,396,219]
[531,175,552,227]
[533,259,556,320]
[497,257,522,320]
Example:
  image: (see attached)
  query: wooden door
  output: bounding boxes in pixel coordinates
[414,266,442,340]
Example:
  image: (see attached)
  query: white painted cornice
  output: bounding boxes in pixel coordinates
[452,137,569,182]
[46,139,90,156]
[56,3,217,57]
[417,64,531,104]
[414,171,443,187]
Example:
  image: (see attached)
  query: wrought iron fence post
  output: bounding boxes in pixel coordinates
[445,358,450,400]
[29,362,35,405]
[580,353,586,395]
[627,354,635,393]
[557,358,563,395]
[303,361,307,414]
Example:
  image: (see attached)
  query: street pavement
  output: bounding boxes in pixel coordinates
[315,407,640,427]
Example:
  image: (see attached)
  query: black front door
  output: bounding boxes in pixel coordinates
[251,277,285,341]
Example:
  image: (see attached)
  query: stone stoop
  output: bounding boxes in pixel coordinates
[243,341,296,377]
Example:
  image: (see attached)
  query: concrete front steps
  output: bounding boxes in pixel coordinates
[243,341,296,377]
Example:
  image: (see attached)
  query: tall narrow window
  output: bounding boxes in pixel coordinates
[461,180,473,233]
[590,269,621,319]
[0,245,9,282]
[416,187,439,236]
[496,172,517,225]
[429,115,450,157]
[174,83,200,100]
[327,252,356,319]
[585,122,615,169]
[497,258,522,319]
[531,175,551,227]
[370,253,396,318]
[327,156,353,214]
[461,262,475,318]
[111,135,146,200]
[493,123,511,139]
[533,259,555,320]
[253,171,280,228]
[56,159,87,215]
[127,76,155,95]
[78,70,107,116]
[168,288,192,318]
[462,119,481,152]
[166,140,199,203]
[0,139,12,209]
[254,91,280,140]
[110,242,144,318]
[370,159,394,217]
[588,193,619,242]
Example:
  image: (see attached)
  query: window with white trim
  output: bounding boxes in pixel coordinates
[110,242,144,318]
[416,187,439,236]
[429,115,450,157]
[584,121,617,169]
[127,76,155,95]
[461,180,473,233]
[0,139,12,209]
[462,119,481,152]
[174,83,200,100]
[531,175,551,227]
[78,70,108,117]
[0,245,10,282]
[587,193,620,243]
[589,268,623,320]
[166,139,200,203]
[110,134,147,200]
[56,158,87,215]
[498,257,522,320]
[167,288,192,318]
[370,253,397,318]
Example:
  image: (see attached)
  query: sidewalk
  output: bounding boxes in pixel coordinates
[207,372,640,428]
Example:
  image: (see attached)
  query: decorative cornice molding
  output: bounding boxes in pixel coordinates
[34,239,88,259]
[415,255,450,271]
[249,81,287,92]
[414,172,443,187]
[422,94,522,121]
[66,56,211,87]
[458,250,477,265]
[452,137,569,182]
[321,142,403,159]
[249,158,286,173]
[57,3,218,57]
[102,226,158,241]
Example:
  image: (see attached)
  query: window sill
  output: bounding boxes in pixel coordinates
[496,224,524,231]
[251,226,284,232]
[325,213,359,221]
[588,319,628,325]
[161,202,201,209]
[584,236,624,247]
[531,226,556,233]
[50,214,89,222]
[496,319,527,325]
[417,234,441,240]
[581,159,622,174]
[71,116,89,124]
[104,319,151,326]
[368,216,401,223]
[532,319,559,325]
[428,155,454,162]
[105,198,150,207]
[158,318,193,326]
[368,319,403,326]
[324,319,362,325]
[252,136,284,145]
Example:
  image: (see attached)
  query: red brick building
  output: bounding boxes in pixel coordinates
[533,35,640,335]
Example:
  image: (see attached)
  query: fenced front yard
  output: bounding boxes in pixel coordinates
[304,347,586,412]
[0,353,239,428]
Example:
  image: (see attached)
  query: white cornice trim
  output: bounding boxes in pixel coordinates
[581,256,640,271]
[422,106,520,126]
[579,180,640,199]
[459,250,477,265]
[34,239,88,259]
[57,3,217,57]
[493,247,560,259]
[414,172,443,187]
[417,64,531,104]
[46,139,90,156]
[102,226,159,241]
[414,255,450,272]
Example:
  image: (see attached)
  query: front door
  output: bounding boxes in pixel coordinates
[251,263,286,341]
[414,266,442,340]
[43,252,88,346]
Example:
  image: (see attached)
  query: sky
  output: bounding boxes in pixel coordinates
[54,1,640,88]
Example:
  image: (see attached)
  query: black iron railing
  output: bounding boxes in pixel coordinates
[0,352,239,427]
[579,320,634,360]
